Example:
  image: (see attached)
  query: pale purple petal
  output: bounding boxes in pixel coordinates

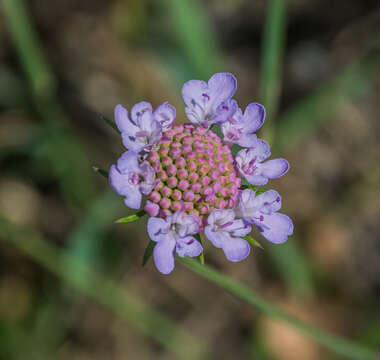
[131,101,153,125]
[147,217,169,242]
[237,133,258,148]
[208,73,237,110]
[258,213,293,244]
[116,151,139,173]
[121,132,146,152]
[214,98,238,124]
[256,190,282,214]
[244,174,269,186]
[170,212,199,237]
[123,190,142,209]
[243,102,265,133]
[182,80,208,108]
[228,220,252,237]
[221,235,250,262]
[153,102,176,131]
[153,237,176,274]
[251,139,271,161]
[114,104,138,134]
[259,159,290,179]
[176,236,203,258]
[109,164,132,196]
[207,209,235,228]
[204,226,225,248]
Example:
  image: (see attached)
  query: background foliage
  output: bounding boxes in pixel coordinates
[1,0,380,359]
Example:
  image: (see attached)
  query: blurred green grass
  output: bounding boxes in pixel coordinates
[1,0,380,359]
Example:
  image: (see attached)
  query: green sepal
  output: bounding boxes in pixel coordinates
[115,210,146,223]
[194,233,205,265]
[243,235,264,250]
[241,183,269,195]
[92,166,109,179]
[99,113,120,134]
[142,240,156,266]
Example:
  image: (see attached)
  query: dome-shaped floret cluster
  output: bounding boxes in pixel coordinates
[109,72,293,274]
[145,124,241,225]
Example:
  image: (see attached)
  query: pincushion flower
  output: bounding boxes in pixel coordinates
[147,211,202,274]
[235,189,293,244]
[221,101,265,147]
[109,151,156,209]
[205,209,251,262]
[235,138,289,186]
[182,72,237,127]
[107,72,294,274]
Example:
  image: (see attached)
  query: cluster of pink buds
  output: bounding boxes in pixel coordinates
[109,73,293,274]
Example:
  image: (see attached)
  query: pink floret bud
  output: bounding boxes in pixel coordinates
[191,182,202,193]
[183,190,195,202]
[175,157,186,168]
[202,186,213,196]
[173,124,184,133]
[162,156,172,166]
[166,164,177,176]
[217,163,225,173]
[172,189,182,201]
[150,191,161,203]
[171,201,182,212]
[149,151,159,161]
[161,186,172,198]
[188,172,199,182]
[210,170,219,181]
[167,176,178,188]
[158,170,168,181]
[216,199,227,209]
[170,147,181,159]
[160,198,171,209]
[178,168,188,179]
[184,202,194,211]
[199,164,210,176]
[186,151,196,160]
[212,182,222,193]
[144,201,160,216]
[188,161,197,171]
[178,180,190,191]
[201,176,211,186]
[159,146,170,156]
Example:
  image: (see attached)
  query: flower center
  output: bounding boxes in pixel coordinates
[147,124,241,226]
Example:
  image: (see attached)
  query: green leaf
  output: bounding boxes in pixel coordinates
[142,240,156,266]
[243,235,264,250]
[92,166,109,179]
[115,210,146,223]
[99,113,120,134]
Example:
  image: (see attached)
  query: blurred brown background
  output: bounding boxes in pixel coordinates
[1,0,380,359]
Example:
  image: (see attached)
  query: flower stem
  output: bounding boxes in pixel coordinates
[179,257,379,360]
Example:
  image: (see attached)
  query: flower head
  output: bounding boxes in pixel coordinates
[205,209,251,262]
[182,73,237,127]
[109,151,156,209]
[236,189,293,244]
[148,211,202,274]
[108,72,293,274]
[235,139,289,186]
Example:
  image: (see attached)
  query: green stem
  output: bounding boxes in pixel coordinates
[179,257,379,360]
[0,215,208,360]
